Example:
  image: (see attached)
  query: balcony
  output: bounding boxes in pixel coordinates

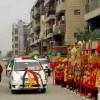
[34,8,40,19]
[44,0,50,6]
[34,25,40,33]
[84,7,100,21]
[13,40,18,44]
[34,35,41,43]
[29,28,34,36]
[34,40,38,44]
[56,1,66,14]
[34,36,38,44]
[47,33,52,38]
[53,20,66,35]
[31,10,34,18]
[27,37,32,42]
[44,28,53,39]
[34,13,40,20]
[13,48,19,51]
[12,34,18,39]
[45,9,55,22]
[38,38,41,43]
[29,40,34,46]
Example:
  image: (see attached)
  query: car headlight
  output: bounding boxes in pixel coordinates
[41,74,46,80]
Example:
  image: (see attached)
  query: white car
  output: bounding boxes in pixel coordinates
[38,58,51,76]
[7,57,47,93]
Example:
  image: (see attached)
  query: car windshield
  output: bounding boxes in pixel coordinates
[14,61,41,71]
[39,59,48,64]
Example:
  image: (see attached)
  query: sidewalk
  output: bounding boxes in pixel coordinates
[47,76,91,100]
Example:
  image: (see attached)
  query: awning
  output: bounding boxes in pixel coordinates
[84,7,100,21]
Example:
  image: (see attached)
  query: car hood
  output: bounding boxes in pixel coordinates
[11,70,45,79]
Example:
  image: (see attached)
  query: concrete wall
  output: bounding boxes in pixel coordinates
[18,20,24,56]
[88,0,99,12]
[65,0,86,44]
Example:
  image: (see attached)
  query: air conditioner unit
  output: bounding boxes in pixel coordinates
[50,41,56,46]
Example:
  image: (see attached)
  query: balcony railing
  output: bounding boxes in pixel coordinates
[29,28,34,36]
[34,25,40,33]
[44,28,53,39]
[34,13,40,19]
[44,0,50,6]
[53,20,66,35]
[46,9,55,17]
[45,9,55,22]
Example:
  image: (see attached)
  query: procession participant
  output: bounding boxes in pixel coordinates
[60,58,68,87]
[0,64,3,82]
[54,58,63,85]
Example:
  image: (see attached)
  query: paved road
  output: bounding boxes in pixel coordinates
[0,61,87,100]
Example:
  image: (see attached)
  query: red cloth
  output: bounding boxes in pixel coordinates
[0,64,3,81]
[55,71,61,81]
[49,62,56,70]
[82,83,96,90]
[67,79,72,84]
[97,45,100,53]
[0,64,3,73]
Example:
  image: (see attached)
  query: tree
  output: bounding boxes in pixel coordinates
[76,26,90,42]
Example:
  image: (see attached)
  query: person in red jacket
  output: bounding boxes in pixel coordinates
[0,64,3,82]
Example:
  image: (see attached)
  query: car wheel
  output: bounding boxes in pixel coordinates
[10,85,15,94]
[41,88,46,93]
[11,90,15,94]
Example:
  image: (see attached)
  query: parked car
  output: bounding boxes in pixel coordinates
[38,58,51,76]
[5,59,14,76]
[7,56,47,93]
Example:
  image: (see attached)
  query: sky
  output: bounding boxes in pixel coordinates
[0,0,36,56]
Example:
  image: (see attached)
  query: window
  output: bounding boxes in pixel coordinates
[15,50,18,55]
[15,37,18,41]
[14,61,41,71]
[15,44,18,48]
[74,9,80,15]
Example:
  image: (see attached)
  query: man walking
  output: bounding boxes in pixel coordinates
[0,64,3,82]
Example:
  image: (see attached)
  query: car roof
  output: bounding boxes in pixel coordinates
[14,57,38,62]
[15,59,38,62]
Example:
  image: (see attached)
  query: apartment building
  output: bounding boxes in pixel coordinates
[44,0,56,52]
[27,8,39,55]
[28,0,86,55]
[85,0,100,49]
[12,20,29,56]
[43,0,86,53]
[29,0,45,55]
[12,24,19,56]
[23,23,30,55]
